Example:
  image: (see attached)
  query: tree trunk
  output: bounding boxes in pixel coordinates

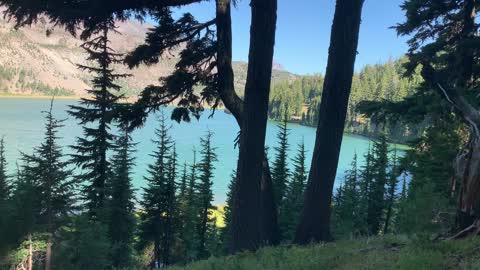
[231,0,277,252]
[28,233,33,270]
[45,239,52,270]
[294,0,364,244]
[216,0,279,251]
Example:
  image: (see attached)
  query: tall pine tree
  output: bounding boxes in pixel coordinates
[271,115,290,209]
[196,131,217,258]
[384,148,399,234]
[19,101,75,270]
[138,113,176,268]
[367,133,389,235]
[107,124,136,269]
[279,140,307,241]
[68,19,129,219]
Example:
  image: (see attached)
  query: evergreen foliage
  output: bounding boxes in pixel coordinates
[68,20,129,219]
[138,112,176,267]
[196,131,217,258]
[271,116,290,210]
[279,140,307,241]
[367,133,389,235]
[107,125,136,268]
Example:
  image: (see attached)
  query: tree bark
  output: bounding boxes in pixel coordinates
[28,233,33,270]
[216,0,279,250]
[231,0,277,252]
[294,0,364,244]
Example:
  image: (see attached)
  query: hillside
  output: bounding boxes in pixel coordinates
[0,14,297,97]
[168,237,480,270]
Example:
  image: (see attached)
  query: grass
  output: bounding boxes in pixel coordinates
[168,236,480,270]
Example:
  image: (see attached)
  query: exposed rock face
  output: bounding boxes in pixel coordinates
[0,13,296,96]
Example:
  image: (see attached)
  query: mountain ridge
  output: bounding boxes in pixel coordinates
[0,16,298,97]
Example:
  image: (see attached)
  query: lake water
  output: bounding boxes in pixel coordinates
[0,98,383,204]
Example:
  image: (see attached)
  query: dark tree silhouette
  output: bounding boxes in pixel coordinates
[295,0,365,244]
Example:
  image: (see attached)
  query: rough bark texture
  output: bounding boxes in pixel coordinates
[294,0,364,244]
[231,0,277,252]
[216,0,279,250]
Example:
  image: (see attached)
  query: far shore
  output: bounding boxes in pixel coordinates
[0,94,82,100]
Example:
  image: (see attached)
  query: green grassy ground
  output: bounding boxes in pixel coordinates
[168,236,480,270]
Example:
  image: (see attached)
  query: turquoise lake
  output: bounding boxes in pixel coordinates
[0,98,384,204]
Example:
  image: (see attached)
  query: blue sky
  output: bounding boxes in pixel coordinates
[174,0,409,75]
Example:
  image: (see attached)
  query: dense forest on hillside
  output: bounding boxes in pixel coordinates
[268,57,425,142]
[0,0,479,269]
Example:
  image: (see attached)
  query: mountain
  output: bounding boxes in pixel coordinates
[0,15,298,97]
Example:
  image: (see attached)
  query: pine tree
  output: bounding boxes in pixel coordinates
[332,153,360,237]
[107,124,136,269]
[68,19,129,219]
[0,136,9,203]
[221,169,236,252]
[19,101,75,270]
[179,149,201,262]
[367,133,389,235]
[383,148,399,234]
[279,140,307,241]
[138,113,175,268]
[357,145,373,235]
[271,115,290,210]
[0,136,10,245]
[196,131,217,258]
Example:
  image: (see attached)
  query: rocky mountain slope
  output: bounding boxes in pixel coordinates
[0,14,297,97]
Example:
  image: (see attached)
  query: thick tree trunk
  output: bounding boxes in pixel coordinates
[294,0,364,244]
[216,0,279,251]
[231,0,277,252]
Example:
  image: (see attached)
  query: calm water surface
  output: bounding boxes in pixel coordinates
[0,98,384,204]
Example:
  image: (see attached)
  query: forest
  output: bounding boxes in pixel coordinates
[0,0,479,269]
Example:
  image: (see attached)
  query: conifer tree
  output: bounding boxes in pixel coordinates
[272,115,290,210]
[180,149,200,262]
[179,162,188,199]
[222,169,236,252]
[279,140,307,241]
[384,148,399,234]
[68,19,129,219]
[19,101,75,270]
[367,133,389,235]
[138,113,175,268]
[332,153,360,237]
[196,131,217,258]
[0,136,10,245]
[0,136,8,203]
[357,145,373,235]
[107,124,136,269]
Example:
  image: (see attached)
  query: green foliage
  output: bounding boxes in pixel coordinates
[68,21,128,218]
[55,216,110,270]
[196,131,218,259]
[367,133,390,235]
[333,153,361,238]
[167,236,480,270]
[138,112,177,267]
[269,58,424,143]
[397,122,461,234]
[279,140,307,241]
[271,116,290,210]
[221,170,236,253]
[107,126,136,268]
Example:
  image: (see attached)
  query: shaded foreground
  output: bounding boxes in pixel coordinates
[168,236,480,270]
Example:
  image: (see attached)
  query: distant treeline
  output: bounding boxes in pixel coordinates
[268,57,424,143]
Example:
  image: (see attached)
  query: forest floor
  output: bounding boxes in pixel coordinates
[168,236,480,270]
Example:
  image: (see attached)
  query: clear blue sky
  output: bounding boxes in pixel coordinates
[174,0,409,75]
